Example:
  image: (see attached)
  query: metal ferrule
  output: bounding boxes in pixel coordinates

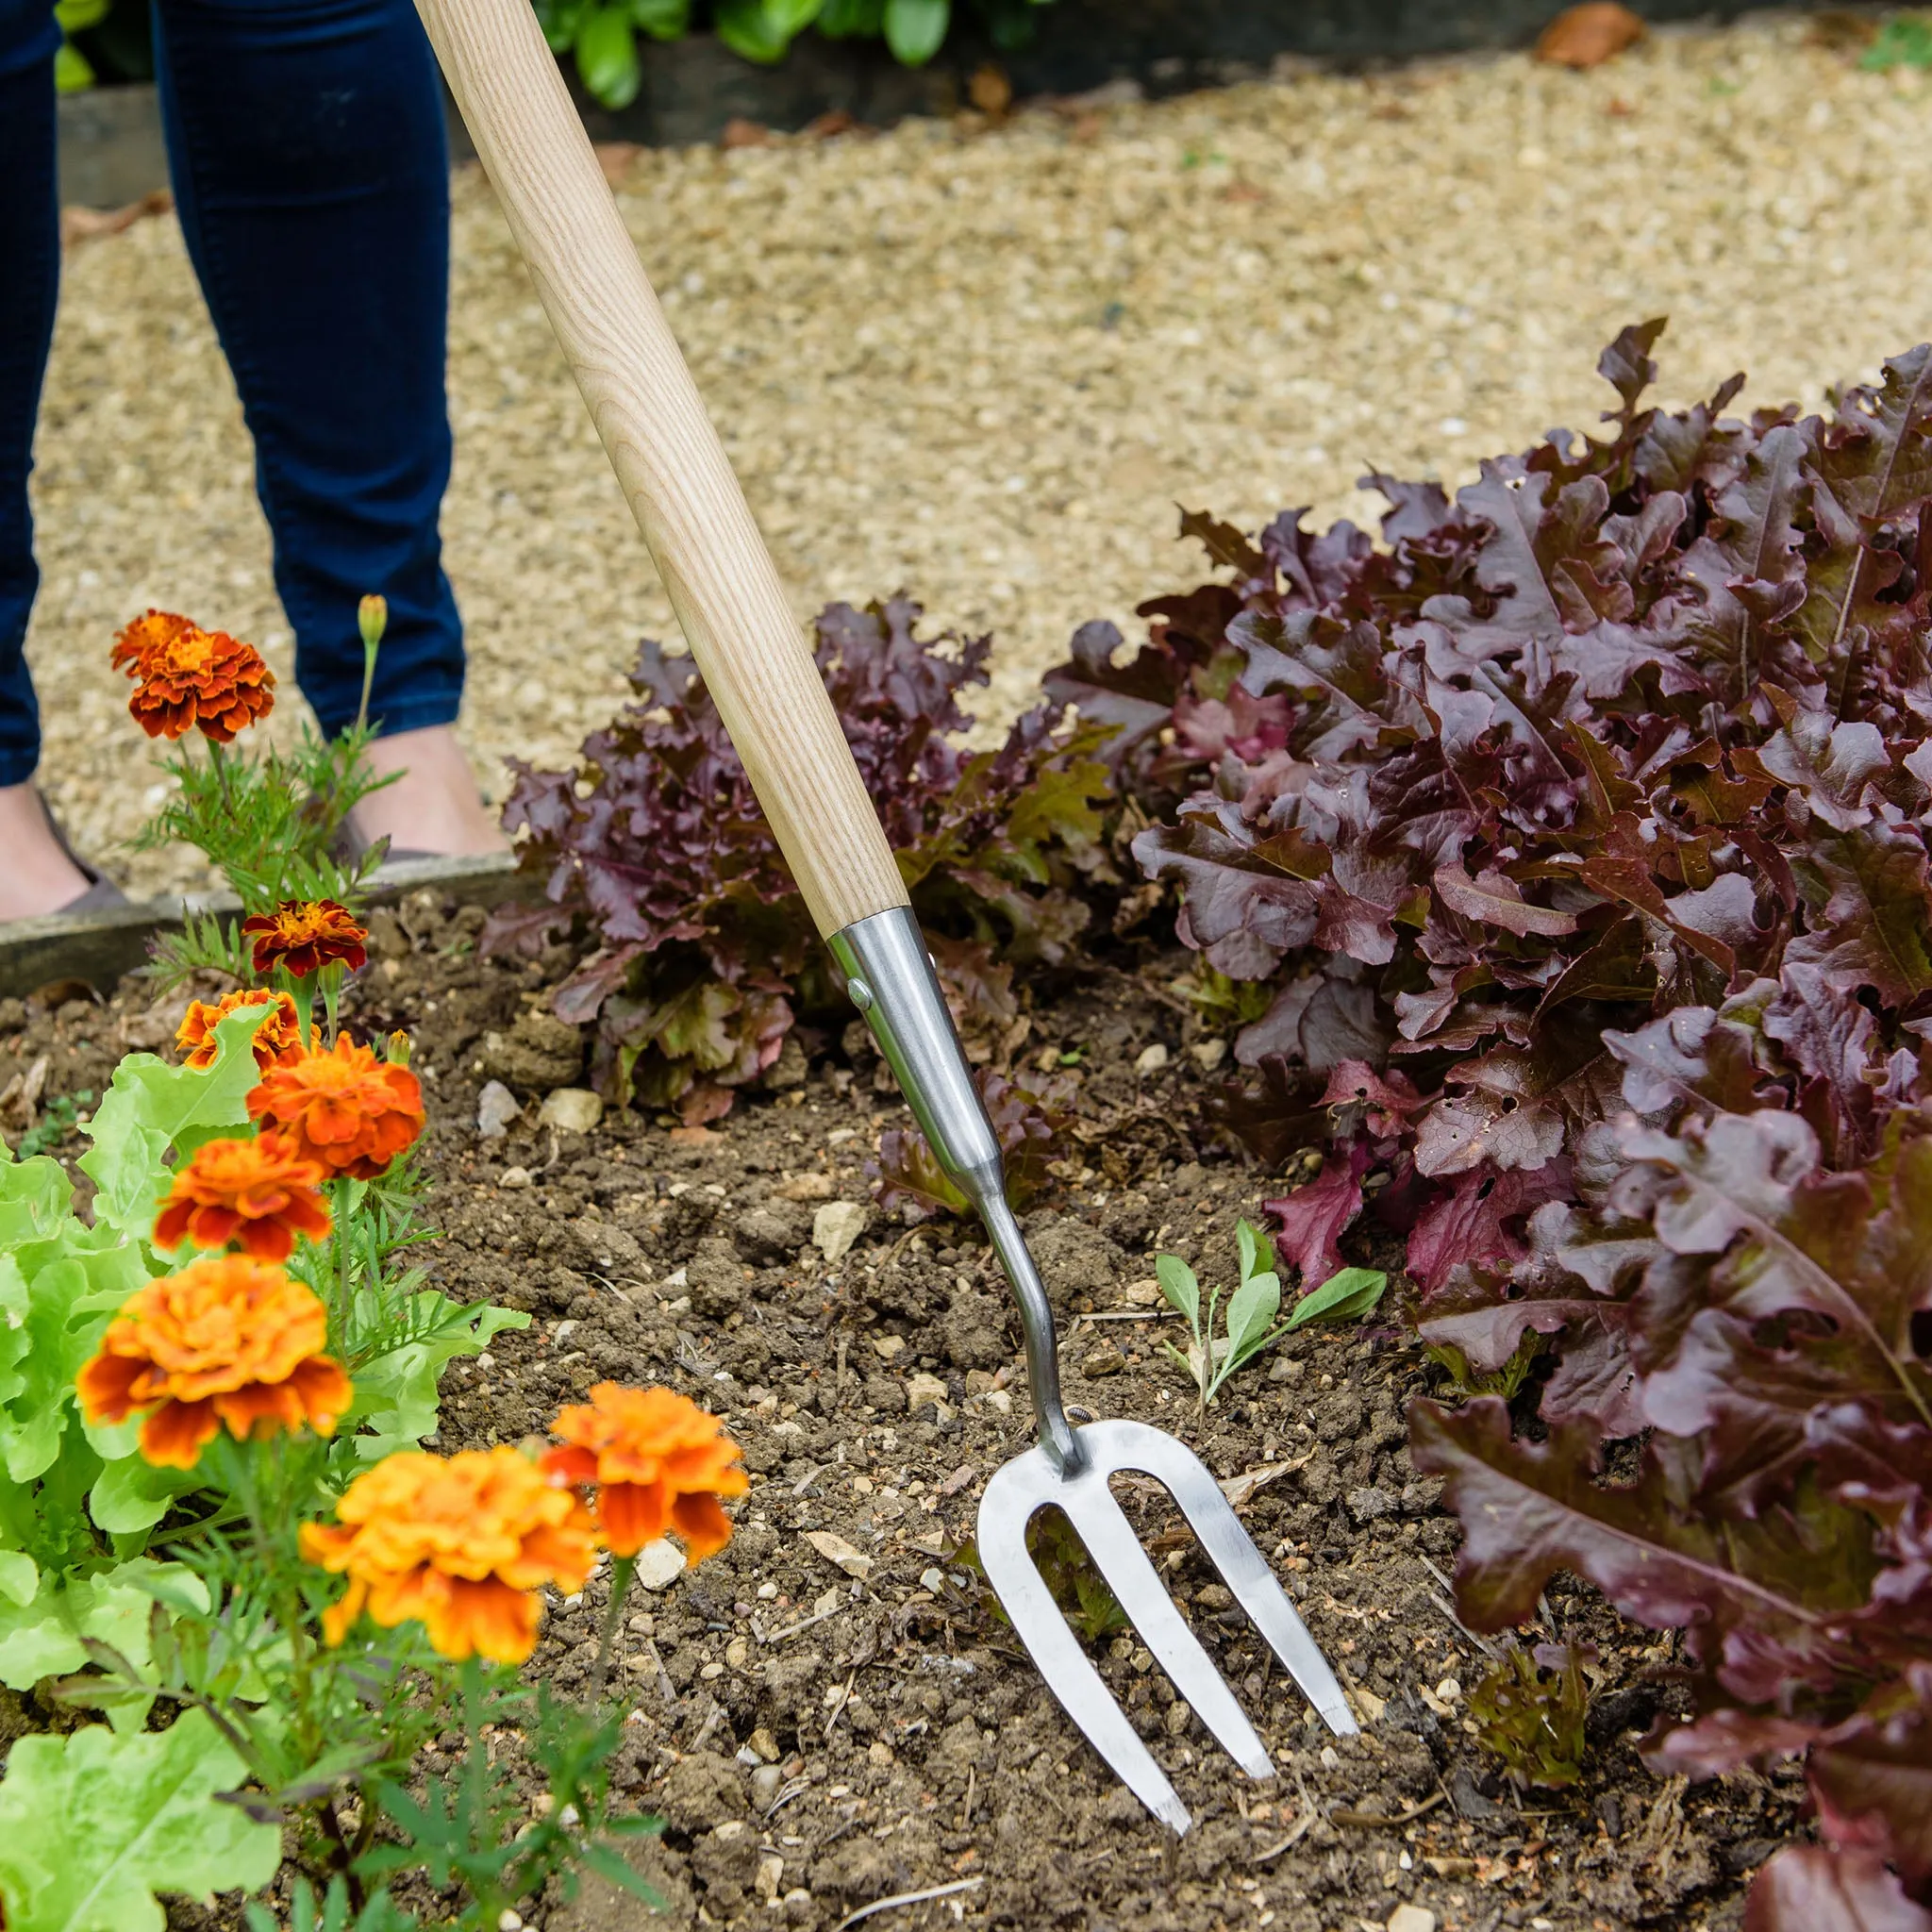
[827,906,1080,1471]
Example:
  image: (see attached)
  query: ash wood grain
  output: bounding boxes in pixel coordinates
[414,0,908,938]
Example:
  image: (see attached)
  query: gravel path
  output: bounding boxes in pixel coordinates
[26,15,1932,898]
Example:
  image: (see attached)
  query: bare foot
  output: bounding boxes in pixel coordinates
[0,784,92,922]
[355,725,508,860]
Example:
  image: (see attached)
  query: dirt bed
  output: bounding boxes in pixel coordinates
[0,891,1807,1931]
[29,16,1932,901]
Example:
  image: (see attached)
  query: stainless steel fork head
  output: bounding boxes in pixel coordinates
[829,906,1358,1835]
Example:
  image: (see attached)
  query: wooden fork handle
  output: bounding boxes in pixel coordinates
[414,0,908,939]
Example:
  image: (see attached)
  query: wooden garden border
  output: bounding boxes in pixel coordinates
[0,856,531,1001]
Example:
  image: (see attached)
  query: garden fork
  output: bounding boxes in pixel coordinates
[416,0,1358,1833]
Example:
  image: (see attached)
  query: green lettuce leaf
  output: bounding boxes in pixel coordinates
[0,1708,278,1930]
[347,1293,529,1459]
[0,1558,208,1696]
[78,1003,269,1239]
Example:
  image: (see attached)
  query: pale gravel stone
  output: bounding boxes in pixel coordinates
[536,1084,603,1133]
[631,1537,688,1591]
[27,20,1932,897]
[475,1078,521,1138]
[811,1198,867,1262]
[904,1370,950,1412]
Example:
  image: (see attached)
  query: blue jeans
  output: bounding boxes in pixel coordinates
[0,0,462,789]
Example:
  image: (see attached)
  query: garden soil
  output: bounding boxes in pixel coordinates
[26,15,1932,903]
[1,887,1808,1932]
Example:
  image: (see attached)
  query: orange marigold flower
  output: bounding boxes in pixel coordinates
[115,614,275,743]
[110,608,200,678]
[301,1446,597,1663]
[75,1255,350,1470]
[541,1383,747,1562]
[247,1032,424,1179]
[153,1134,331,1262]
[175,987,307,1072]
[240,899,369,978]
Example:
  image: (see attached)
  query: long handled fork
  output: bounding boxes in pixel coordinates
[416,0,1358,1831]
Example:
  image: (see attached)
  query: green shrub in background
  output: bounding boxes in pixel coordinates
[57,0,1054,103]
[536,0,1058,109]
[54,0,109,90]
[1861,9,1932,67]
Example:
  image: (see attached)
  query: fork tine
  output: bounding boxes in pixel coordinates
[1100,1420,1359,1738]
[1057,1477,1274,1779]
[977,1451,1192,1833]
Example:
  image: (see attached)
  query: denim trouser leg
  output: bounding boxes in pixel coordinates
[153,0,463,740]
[0,10,61,789]
[0,0,462,788]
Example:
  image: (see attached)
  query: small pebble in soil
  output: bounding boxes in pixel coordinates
[538,1085,603,1134]
[475,1080,521,1139]
[812,1199,868,1262]
[633,1540,686,1590]
[905,1371,949,1413]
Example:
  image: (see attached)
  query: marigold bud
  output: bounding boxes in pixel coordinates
[358,594,388,650]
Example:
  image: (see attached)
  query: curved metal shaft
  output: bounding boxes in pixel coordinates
[827,907,1081,1471]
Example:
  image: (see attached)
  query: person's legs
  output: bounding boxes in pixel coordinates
[0,3,93,918]
[153,0,500,855]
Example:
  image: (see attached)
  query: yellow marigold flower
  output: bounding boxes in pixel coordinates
[301,1447,598,1664]
[540,1383,747,1561]
[75,1256,351,1470]
[175,987,306,1073]
[241,899,369,979]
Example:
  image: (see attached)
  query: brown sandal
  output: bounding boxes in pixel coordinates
[39,793,131,914]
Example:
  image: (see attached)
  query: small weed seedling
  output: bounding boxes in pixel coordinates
[1467,1641,1598,1790]
[957,1510,1129,1645]
[1422,1329,1546,1406]
[13,1088,93,1159]
[1156,1219,1387,1410]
